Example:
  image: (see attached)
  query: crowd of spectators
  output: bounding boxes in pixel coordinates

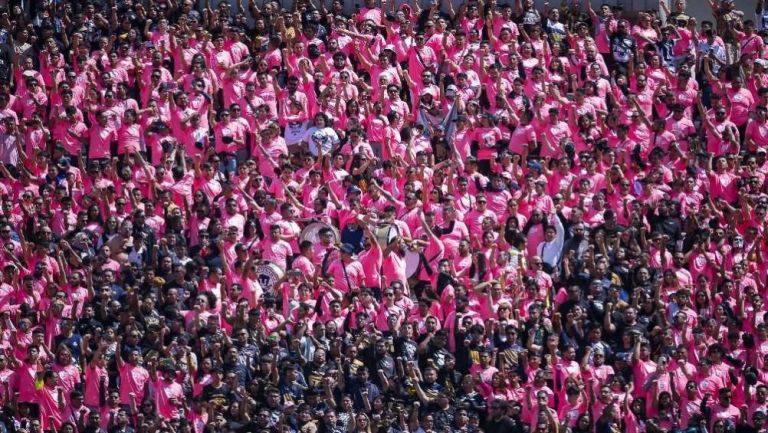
[0,0,767,433]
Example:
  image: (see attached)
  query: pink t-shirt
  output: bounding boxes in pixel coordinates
[327,259,365,293]
[38,385,64,431]
[13,361,38,403]
[84,363,108,407]
[53,363,80,405]
[153,378,184,419]
[88,124,117,159]
[358,244,383,289]
[117,123,143,154]
[119,363,150,404]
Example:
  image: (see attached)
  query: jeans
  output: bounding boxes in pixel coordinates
[219,153,237,177]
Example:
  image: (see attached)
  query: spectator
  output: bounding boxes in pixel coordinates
[0,0,765,433]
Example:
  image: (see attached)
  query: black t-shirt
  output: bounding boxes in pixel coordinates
[592,222,626,242]
[455,389,487,415]
[431,406,456,431]
[394,337,419,363]
[0,44,13,83]
[202,382,231,407]
[376,354,396,380]
[486,416,524,433]
[76,317,104,338]
[557,299,590,323]
[733,423,757,433]
[616,317,648,343]
[422,341,451,370]
[304,360,337,390]
[439,368,463,396]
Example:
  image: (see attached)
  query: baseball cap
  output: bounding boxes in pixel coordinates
[527,160,543,171]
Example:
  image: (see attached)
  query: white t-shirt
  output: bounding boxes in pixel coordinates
[304,126,340,155]
[284,120,308,146]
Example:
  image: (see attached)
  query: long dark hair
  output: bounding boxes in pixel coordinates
[573,413,593,433]
[522,211,550,236]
